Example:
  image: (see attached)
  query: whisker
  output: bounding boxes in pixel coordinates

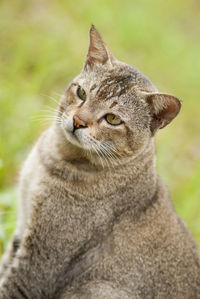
[40,106,58,113]
[94,145,105,169]
[102,142,124,166]
[98,147,110,168]
[31,115,63,126]
[92,144,104,168]
[96,142,115,169]
[52,92,63,98]
[32,117,60,122]
[31,114,57,119]
[31,112,61,119]
[88,137,122,169]
[31,116,62,122]
[31,114,60,119]
[99,143,120,167]
[40,94,60,105]
[98,145,114,168]
[103,141,123,157]
[88,147,93,161]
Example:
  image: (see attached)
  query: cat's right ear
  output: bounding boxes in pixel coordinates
[142,92,181,135]
[84,25,115,69]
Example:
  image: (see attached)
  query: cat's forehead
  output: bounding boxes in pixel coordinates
[95,72,135,101]
[78,63,157,102]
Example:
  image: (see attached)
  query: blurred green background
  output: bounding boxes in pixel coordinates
[0,0,200,255]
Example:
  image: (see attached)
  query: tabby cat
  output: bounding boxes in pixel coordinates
[0,25,199,298]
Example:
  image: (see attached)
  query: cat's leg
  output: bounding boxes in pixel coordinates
[61,280,133,299]
[0,234,21,281]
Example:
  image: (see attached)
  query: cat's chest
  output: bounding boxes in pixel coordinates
[30,185,128,253]
[61,212,151,295]
[64,214,166,299]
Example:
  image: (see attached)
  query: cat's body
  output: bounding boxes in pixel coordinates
[0,26,200,298]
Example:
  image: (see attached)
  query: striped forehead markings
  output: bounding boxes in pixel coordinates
[96,74,134,101]
[109,101,118,109]
[90,84,97,92]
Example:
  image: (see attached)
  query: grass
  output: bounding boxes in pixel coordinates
[0,0,200,255]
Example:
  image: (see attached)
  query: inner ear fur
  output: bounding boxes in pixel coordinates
[84,25,115,69]
[144,92,181,134]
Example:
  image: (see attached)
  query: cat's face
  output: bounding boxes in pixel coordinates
[57,26,181,166]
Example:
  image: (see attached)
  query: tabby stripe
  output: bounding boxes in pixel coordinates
[13,281,29,299]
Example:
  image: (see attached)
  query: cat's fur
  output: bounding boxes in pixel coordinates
[0,26,200,298]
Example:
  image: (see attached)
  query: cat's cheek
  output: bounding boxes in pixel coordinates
[61,116,74,134]
[128,133,151,157]
[87,125,101,141]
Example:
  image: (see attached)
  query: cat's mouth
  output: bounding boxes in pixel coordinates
[63,129,83,149]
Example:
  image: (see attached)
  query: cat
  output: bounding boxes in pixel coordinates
[0,25,200,298]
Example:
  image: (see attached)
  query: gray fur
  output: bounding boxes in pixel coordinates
[0,26,199,298]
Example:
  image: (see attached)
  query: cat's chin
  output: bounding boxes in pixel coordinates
[62,128,96,152]
[62,129,92,153]
[61,129,102,167]
[62,129,83,149]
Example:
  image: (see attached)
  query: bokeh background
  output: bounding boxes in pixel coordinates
[0,0,200,255]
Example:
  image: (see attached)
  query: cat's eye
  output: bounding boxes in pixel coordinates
[77,86,86,101]
[105,113,123,126]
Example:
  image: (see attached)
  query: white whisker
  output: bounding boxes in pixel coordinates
[100,143,121,167]
[92,144,104,168]
[98,147,110,168]
[31,116,61,122]
[53,92,63,98]
[40,106,58,113]
[98,145,114,168]
[103,141,123,157]
[31,114,63,125]
[40,94,60,105]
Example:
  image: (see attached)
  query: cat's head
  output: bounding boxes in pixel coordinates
[57,26,181,166]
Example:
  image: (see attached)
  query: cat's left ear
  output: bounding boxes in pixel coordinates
[84,25,115,69]
[143,92,181,134]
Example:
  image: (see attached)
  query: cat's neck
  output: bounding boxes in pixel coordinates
[39,125,157,200]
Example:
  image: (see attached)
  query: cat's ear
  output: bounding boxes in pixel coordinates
[143,92,181,134]
[84,25,115,69]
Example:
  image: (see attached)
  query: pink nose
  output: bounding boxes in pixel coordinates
[73,114,88,131]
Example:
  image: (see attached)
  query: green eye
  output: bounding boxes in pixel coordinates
[105,113,123,125]
[77,86,86,101]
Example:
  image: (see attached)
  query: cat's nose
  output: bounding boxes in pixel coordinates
[73,114,88,132]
